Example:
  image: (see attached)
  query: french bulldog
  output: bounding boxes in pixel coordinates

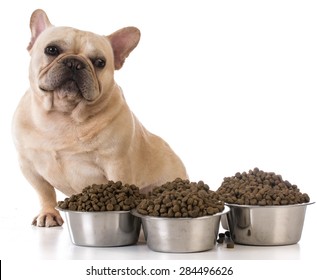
[12,9,188,227]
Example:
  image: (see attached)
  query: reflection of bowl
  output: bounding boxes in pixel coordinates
[226,202,314,246]
[131,206,230,253]
[57,208,141,247]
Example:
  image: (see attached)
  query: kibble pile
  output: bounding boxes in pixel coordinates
[137,178,224,218]
[57,181,144,211]
[216,167,310,206]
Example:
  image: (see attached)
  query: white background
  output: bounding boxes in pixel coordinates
[0,0,316,278]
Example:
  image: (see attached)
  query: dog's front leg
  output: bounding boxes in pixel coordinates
[20,162,64,227]
[31,181,64,227]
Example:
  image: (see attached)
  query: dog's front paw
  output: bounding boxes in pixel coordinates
[32,210,64,227]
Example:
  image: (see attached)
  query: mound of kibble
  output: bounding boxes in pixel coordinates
[57,181,144,211]
[216,167,310,206]
[136,178,224,218]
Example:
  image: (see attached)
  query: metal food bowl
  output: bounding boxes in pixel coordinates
[57,208,141,247]
[131,206,230,253]
[225,202,314,246]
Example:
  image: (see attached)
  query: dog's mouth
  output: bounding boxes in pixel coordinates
[40,78,92,101]
[52,80,80,99]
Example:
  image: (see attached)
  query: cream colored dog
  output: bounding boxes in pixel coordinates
[12,9,187,227]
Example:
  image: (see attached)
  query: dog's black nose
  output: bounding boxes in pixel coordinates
[63,58,86,71]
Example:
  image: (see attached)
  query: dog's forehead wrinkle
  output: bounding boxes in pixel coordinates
[45,40,68,52]
[80,33,109,58]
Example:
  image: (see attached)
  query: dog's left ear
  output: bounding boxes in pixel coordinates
[27,9,53,51]
[107,27,141,70]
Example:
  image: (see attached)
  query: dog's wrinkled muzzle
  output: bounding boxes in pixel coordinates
[39,55,97,101]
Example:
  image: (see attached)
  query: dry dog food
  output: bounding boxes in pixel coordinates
[216,167,310,206]
[217,233,226,244]
[226,241,235,249]
[217,231,235,248]
[57,181,144,211]
[137,178,224,218]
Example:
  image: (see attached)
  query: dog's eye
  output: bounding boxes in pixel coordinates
[93,58,106,69]
[45,46,60,56]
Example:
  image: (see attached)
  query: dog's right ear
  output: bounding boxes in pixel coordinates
[27,9,52,51]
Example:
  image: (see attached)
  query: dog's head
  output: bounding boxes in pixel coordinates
[27,9,140,115]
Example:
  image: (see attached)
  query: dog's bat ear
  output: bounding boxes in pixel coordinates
[27,9,53,51]
[107,27,141,70]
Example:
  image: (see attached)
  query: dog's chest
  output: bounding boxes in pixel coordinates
[38,149,107,194]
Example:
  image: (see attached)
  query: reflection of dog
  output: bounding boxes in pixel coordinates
[12,9,187,227]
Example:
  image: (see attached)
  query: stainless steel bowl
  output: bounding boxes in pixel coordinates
[226,202,314,246]
[57,208,141,247]
[131,206,230,253]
